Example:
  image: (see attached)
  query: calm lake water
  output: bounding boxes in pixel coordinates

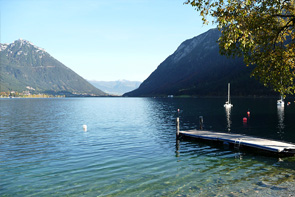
[1,97,295,196]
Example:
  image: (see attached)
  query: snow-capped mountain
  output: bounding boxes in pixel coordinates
[0,39,106,96]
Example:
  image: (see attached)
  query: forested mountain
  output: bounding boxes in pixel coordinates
[0,39,106,96]
[124,29,277,97]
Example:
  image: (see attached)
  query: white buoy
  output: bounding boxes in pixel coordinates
[83,125,87,131]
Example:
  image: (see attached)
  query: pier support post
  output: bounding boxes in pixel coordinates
[199,116,203,130]
[176,117,180,138]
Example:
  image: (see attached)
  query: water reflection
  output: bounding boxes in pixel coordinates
[225,106,232,132]
[175,139,180,157]
[277,105,285,139]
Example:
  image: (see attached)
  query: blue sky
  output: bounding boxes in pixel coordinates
[1,0,215,81]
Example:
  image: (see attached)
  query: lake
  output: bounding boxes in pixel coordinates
[1,97,295,196]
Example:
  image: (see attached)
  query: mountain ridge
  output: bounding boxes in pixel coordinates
[124,29,277,97]
[88,80,141,95]
[0,39,106,96]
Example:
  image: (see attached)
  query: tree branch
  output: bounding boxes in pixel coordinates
[271,14,295,18]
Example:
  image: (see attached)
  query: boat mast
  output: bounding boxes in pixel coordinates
[228,83,230,103]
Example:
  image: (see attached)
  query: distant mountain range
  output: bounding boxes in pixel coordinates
[0,39,106,96]
[124,29,277,97]
[88,80,141,95]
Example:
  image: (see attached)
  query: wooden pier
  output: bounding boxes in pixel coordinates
[178,130,295,157]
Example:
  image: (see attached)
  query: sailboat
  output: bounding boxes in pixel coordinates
[277,95,284,107]
[224,83,233,108]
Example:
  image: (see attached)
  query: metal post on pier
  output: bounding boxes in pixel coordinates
[199,116,203,130]
[176,117,180,139]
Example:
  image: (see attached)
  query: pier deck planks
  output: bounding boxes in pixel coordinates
[180,130,295,155]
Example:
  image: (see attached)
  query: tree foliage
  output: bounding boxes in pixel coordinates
[185,0,295,96]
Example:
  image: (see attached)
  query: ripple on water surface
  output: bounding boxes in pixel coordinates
[1,98,295,196]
